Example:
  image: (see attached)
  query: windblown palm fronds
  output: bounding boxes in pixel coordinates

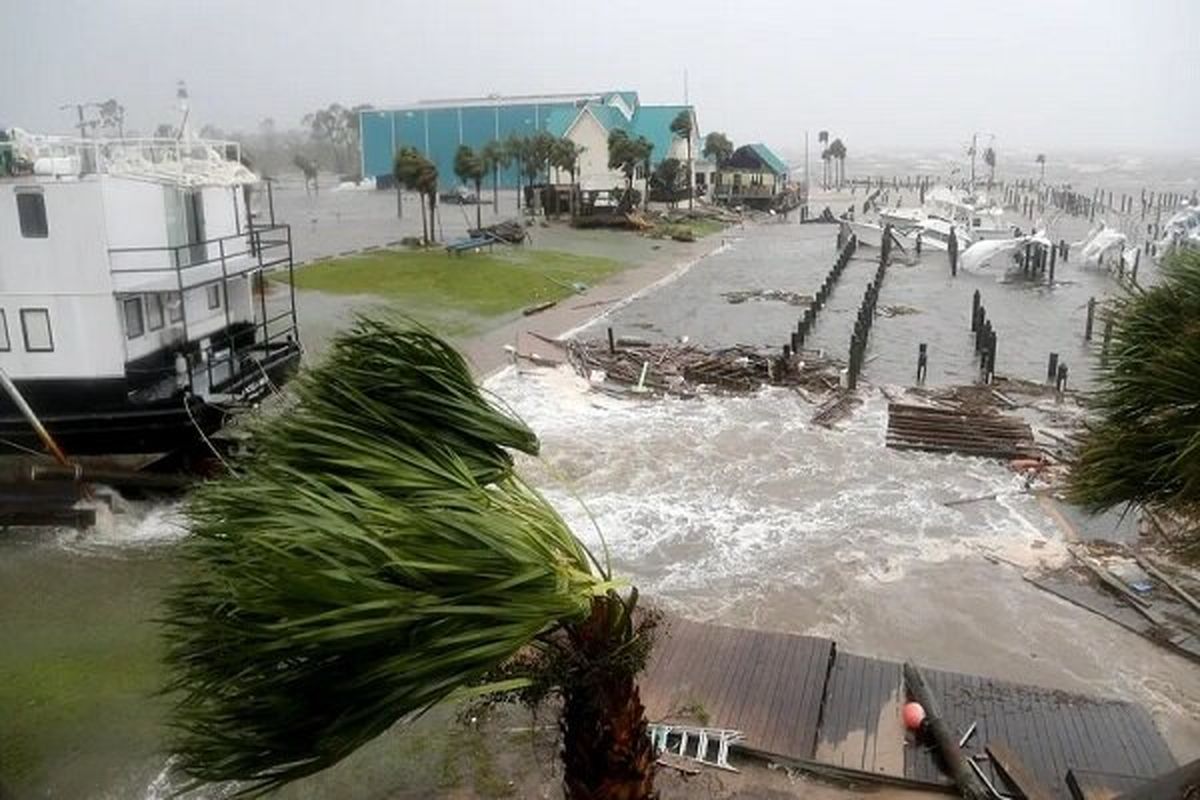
[1069,249,1200,517]
[162,319,621,795]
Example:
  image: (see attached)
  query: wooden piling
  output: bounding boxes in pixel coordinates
[1048,243,1057,284]
[1084,298,1096,340]
[1046,352,1059,383]
[607,327,616,354]
[917,343,928,383]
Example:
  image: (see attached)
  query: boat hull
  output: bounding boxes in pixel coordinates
[0,346,300,457]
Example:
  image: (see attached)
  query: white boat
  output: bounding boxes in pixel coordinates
[960,233,1052,273]
[1074,223,1128,268]
[847,219,887,248]
[0,128,302,456]
[894,216,971,252]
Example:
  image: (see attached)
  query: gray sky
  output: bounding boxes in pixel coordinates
[3,0,1197,155]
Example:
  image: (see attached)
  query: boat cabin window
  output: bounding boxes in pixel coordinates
[16,190,48,238]
[206,284,221,310]
[124,297,145,339]
[0,310,9,351]
[147,294,165,331]
[20,308,53,352]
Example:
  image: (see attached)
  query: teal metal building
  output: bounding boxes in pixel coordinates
[359,91,639,189]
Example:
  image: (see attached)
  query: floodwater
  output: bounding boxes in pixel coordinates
[3,163,1200,799]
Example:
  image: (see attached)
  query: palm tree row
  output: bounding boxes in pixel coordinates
[452,133,585,218]
[817,131,848,189]
[161,318,660,798]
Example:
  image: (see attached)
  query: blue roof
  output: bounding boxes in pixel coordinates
[746,143,788,176]
[629,105,693,165]
[587,103,631,133]
[603,91,640,111]
[544,107,578,137]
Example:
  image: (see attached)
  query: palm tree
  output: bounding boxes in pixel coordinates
[161,320,659,798]
[818,131,829,188]
[702,132,733,167]
[394,147,436,244]
[1068,250,1200,533]
[454,144,486,229]
[550,137,586,218]
[983,146,996,188]
[669,109,695,210]
[1036,153,1046,183]
[480,140,508,215]
[828,138,847,188]
[607,130,652,214]
[505,135,527,211]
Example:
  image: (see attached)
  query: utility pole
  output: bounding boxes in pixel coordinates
[968,132,978,190]
[59,103,91,138]
[805,130,810,195]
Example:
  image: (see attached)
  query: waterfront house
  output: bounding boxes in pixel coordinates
[714,143,789,206]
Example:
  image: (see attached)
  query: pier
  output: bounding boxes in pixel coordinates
[641,617,1177,799]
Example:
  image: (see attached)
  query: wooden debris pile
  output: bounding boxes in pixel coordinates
[721,289,811,306]
[565,338,841,396]
[469,220,527,243]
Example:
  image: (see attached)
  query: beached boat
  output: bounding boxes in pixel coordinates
[0,129,302,456]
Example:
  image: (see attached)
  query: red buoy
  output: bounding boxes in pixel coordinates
[903,701,926,731]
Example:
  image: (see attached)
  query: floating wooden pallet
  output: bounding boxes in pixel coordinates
[886,402,1038,459]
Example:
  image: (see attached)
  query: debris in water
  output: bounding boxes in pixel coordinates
[721,289,812,306]
[877,303,922,317]
[564,338,841,396]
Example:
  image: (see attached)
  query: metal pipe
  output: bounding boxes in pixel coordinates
[0,366,73,468]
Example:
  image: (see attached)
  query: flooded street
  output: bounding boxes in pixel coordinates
[3,163,1199,798]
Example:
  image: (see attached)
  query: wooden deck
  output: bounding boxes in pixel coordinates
[640,618,1177,798]
[886,402,1039,460]
[640,618,832,759]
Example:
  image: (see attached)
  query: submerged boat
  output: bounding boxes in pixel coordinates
[0,129,302,456]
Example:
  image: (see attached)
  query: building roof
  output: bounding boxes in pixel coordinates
[744,143,788,176]
[603,91,640,111]
[724,143,788,176]
[543,107,579,137]
[546,102,631,139]
[629,105,693,163]
[371,91,630,113]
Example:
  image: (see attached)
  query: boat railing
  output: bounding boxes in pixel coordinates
[110,224,300,404]
[1,133,243,177]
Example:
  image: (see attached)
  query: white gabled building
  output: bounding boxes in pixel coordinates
[544,95,700,193]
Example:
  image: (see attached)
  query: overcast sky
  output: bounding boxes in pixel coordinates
[3,0,1197,156]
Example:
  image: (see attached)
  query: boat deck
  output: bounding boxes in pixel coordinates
[640,618,1177,798]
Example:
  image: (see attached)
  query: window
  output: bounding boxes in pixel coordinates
[146,294,165,331]
[17,191,48,238]
[0,310,9,351]
[167,292,183,323]
[20,308,53,351]
[206,284,221,310]
[123,297,145,339]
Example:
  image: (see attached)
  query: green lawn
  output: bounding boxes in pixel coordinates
[283,247,624,334]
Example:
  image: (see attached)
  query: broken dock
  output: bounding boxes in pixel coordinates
[640,617,1177,799]
[886,402,1039,460]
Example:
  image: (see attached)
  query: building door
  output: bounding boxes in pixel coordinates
[184,190,206,266]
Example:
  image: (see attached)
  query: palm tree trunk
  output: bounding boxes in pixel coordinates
[419,194,428,245]
[561,596,656,800]
[429,192,438,243]
[686,138,693,211]
[475,178,482,230]
[492,166,499,215]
